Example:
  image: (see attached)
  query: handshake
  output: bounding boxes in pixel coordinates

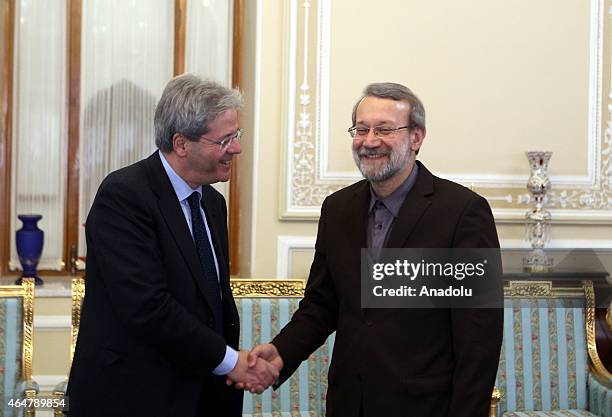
[226,343,284,394]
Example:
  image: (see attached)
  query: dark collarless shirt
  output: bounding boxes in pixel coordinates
[367,164,419,256]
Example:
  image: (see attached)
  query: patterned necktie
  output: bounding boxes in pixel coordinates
[187,191,224,334]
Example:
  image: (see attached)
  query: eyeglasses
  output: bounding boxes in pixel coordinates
[347,125,411,139]
[198,128,243,150]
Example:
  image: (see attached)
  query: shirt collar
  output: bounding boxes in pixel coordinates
[159,151,202,202]
[368,163,419,217]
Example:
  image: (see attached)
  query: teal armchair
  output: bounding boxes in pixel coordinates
[495,281,611,417]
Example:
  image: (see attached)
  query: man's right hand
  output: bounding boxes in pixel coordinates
[226,349,280,394]
[230,344,284,393]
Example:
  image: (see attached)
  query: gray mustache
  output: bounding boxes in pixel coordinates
[358,150,390,157]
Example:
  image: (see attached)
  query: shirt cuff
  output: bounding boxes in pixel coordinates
[212,346,239,375]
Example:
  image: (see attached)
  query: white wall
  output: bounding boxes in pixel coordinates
[238,0,612,279]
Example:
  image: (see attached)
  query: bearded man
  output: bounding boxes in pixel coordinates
[248,82,503,417]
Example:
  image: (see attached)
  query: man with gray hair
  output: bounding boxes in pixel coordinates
[68,74,277,417]
[248,82,503,416]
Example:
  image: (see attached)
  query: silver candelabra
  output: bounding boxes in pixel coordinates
[523,151,553,272]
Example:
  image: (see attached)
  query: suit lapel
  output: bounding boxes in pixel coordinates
[385,161,434,248]
[144,152,220,311]
[348,181,370,251]
[347,181,370,317]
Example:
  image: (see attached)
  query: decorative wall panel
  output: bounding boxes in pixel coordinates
[280,0,612,223]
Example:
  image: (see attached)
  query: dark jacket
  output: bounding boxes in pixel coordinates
[272,161,503,417]
[68,152,243,417]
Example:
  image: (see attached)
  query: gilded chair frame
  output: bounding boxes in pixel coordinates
[0,277,35,416]
[70,277,85,361]
[584,280,612,388]
[230,278,305,298]
[53,277,85,417]
[0,278,35,381]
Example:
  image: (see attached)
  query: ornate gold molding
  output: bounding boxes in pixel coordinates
[505,281,553,297]
[584,280,612,386]
[21,277,34,381]
[71,277,85,361]
[503,281,584,298]
[230,278,589,299]
[489,387,501,417]
[230,279,305,297]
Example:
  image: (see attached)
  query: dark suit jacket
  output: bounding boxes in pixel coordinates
[272,161,503,417]
[67,152,243,417]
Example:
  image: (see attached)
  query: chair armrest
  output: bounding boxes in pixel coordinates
[589,371,612,417]
[17,379,39,417]
[490,386,501,417]
[52,379,68,417]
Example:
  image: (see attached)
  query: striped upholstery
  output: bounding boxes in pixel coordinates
[589,373,611,417]
[502,411,596,417]
[237,297,335,417]
[238,295,610,417]
[496,297,600,416]
[0,298,24,417]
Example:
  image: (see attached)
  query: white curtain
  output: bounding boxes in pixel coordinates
[78,0,174,258]
[10,0,67,271]
[185,0,233,198]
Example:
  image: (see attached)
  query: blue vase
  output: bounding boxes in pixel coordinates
[15,214,44,285]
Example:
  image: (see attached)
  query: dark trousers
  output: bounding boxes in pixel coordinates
[196,376,243,417]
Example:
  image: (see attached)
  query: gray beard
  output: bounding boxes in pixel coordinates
[352,141,411,183]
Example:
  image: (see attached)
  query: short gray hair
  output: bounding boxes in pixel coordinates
[351,82,425,130]
[154,74,243,152]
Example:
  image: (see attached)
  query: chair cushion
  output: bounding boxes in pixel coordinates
[502,411,597,417]
[497,298,588,413]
